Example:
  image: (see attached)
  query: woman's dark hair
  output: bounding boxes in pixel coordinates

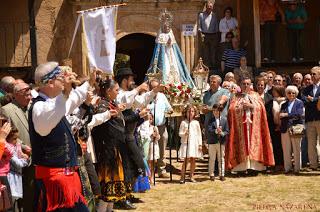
[7,126,19,141]
[98,79,117,98]
[272,85,285,97]
[224,7,233,15]
[282,74,292,85]
[225,31,234,40]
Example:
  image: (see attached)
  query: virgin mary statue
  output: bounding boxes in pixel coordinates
[147,9,195,88]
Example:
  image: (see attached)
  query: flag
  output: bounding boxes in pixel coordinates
[82,7,117,74]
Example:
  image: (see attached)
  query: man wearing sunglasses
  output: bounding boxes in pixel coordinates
[29,61,96,211]
[0,81,33,211]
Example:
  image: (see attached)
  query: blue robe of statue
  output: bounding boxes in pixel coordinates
[147,30,195,88]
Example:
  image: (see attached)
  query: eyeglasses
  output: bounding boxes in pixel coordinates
[274,79,282,82]
[287,92,296,95]
[16,87,31,94]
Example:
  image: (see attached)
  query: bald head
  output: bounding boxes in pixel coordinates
[0,76,16,93]
[34,61,59,85]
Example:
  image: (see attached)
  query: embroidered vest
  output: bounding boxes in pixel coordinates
[28,96,77,167]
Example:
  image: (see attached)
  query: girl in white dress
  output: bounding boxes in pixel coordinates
[137,114,160,184]
[179,105,202,183]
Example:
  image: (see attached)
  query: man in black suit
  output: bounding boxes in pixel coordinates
[301,66,320,170]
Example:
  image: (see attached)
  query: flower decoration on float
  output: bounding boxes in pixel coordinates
[164,82,193,105]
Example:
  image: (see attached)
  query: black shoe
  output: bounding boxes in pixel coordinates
[114,200,136,210]
[129,196,144,203]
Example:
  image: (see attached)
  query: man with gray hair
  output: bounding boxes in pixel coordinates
[28,61,96,211]
[203,75,230,136]
[1,81,33,211]
[274,75,284,87]
[293,72,303,88]
[0,75,16,94]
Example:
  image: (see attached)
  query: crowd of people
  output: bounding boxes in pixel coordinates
[199,0,307,69]
[0,1,316,212]
[1,61,320,212]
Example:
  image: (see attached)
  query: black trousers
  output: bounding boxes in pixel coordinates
[287,28,304,59]
[126,140,145,182]
[22,165,34,212]
[261,22,276,59]
[83,152,101,196]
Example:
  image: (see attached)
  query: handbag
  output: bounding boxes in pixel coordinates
[0,183,12,211]
[288,124,305,136]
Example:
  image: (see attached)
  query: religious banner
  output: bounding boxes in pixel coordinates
[82,7,117,74]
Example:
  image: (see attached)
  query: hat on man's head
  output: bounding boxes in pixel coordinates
[115,67,136,78]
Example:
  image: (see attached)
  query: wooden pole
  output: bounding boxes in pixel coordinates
[253,0,261,68]
[181,31,186,61]
[237,0,241,26]
[190,36,195,71]
[76,3,127,14]
[186,36,191,71]
[237,0,241,40]
[81,16,88,76]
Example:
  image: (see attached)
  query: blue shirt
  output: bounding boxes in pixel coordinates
[287,100,295,113]
[222,48,247,69]
[149,93,172,126]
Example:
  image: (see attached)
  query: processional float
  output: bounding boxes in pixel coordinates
[146,9,209,183]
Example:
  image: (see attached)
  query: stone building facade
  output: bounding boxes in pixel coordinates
[0,0,236,80]
[0,0,319,80]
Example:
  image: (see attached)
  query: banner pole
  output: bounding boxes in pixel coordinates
[76,3,127,14]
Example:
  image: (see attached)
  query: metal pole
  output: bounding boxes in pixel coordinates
[168,114,173,181]
[183,108,191,183]
[153,96,157,186]
[218,109,222,179]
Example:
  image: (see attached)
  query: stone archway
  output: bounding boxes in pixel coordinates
[116,33,156,84]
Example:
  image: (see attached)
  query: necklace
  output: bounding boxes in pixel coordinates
[240,66,247,72]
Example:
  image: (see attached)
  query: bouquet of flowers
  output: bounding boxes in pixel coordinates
[164,83,193,104]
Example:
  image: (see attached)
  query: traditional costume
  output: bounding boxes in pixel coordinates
[91,98,129,202]
[29,67,90,211]
[226,91,275,171]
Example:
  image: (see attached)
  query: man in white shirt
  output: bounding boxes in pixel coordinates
[198,0,220,69]
[29,61,95,211]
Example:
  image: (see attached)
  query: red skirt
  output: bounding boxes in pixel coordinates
[35,166,87,212]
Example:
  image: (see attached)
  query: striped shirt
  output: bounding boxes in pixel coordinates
[222,48,247,70]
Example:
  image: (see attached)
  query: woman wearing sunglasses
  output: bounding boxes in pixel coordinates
[279,85,304,174]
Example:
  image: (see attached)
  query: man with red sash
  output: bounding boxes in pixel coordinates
[28,62,95,211]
